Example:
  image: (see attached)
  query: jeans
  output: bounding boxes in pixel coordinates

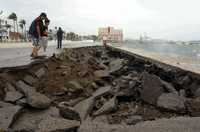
[32,36,39,47]
[57,40,62,49]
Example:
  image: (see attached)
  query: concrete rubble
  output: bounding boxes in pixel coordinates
[36,116,80,132]
[0,104,22,130]
[141,72,164,105]
[4,91,23,102]
[0,46,200,131]
[157,93,185,112]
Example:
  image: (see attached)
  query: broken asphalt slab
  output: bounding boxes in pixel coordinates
[78,117,200,132]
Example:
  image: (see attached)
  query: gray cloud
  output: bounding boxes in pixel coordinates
[0,0,200,40]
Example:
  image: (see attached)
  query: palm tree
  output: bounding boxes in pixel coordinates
[8,13,17,33]
[0,11,3,30]
[0,19,2,29]
[19,19,26,39]
[19,23,23,39]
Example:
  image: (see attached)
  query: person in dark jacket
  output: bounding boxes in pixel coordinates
[57,27,64,49]
[29,12,47,57]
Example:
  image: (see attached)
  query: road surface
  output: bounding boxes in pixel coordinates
[0,41,101,68]
[0,41,199,74]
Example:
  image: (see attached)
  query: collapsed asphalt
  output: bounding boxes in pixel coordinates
[0,46,200,131]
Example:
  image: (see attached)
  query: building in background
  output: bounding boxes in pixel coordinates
[0,18,22,42]
[98,27,123,43]
[0,19,9,42]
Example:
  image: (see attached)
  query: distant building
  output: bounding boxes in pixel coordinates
[9,32,21,41]
[188,41,200,45]
[0,19,9,42]
[0,19,22,41]
[98,27,123,43]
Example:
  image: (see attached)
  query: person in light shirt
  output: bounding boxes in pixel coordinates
[103,36,107,47]
[40,18,50,52]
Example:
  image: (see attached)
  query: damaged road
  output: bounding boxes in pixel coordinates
[0,46,200,131]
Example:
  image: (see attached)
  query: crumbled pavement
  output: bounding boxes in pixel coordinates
[0,46,200,131]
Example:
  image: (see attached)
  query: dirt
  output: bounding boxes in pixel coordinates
[38,48,104,104]
[34,47,192,123]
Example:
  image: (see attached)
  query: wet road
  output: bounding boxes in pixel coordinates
[1,41,199,74]
[0,41,101,68]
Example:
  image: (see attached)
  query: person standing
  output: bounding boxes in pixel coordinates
[103,36,107,47]
[57,27,64,49]
[29,12,47,57]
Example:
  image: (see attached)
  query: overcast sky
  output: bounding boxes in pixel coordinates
[1,0,200,40]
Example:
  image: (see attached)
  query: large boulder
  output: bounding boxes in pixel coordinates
[11,107,59,131]
[141,72,164,105]
[36,116,80,132]
[15,81,51,109]
[4,91,23,102]
[0,105,22,130]
[157,93,185,112]
[26,92,51,109]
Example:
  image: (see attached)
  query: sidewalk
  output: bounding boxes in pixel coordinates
[0,40,96,48]
[0,41,101,68]
[0,40,69,48]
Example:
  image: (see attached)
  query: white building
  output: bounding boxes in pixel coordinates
[0,19,9,41]
[98,27,123,43]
